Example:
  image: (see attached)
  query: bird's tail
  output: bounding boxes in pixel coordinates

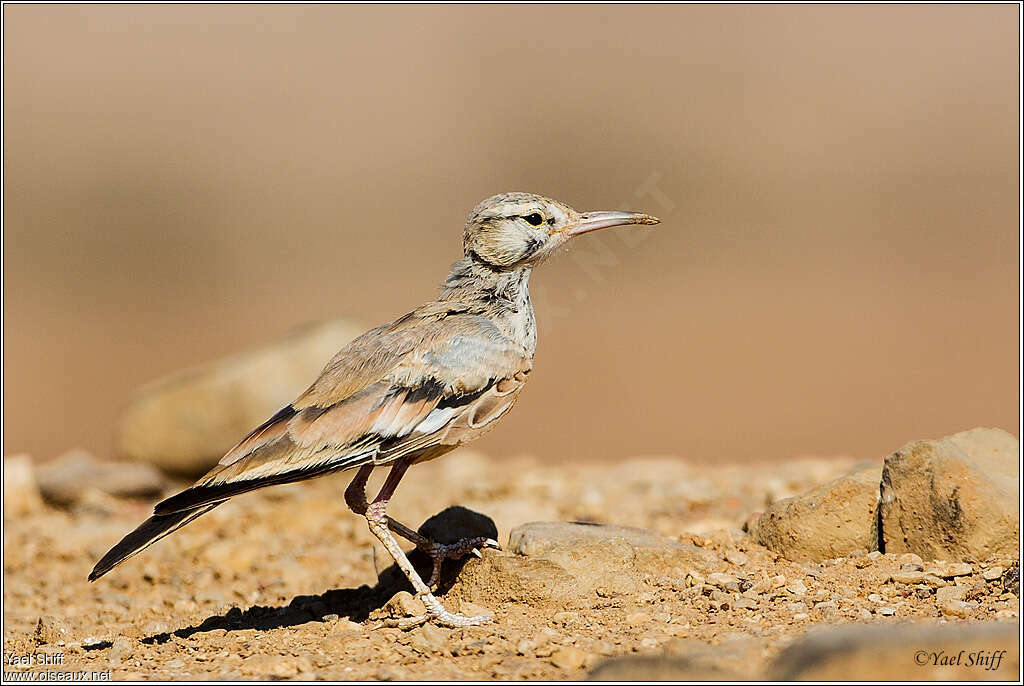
[88,502,223,581]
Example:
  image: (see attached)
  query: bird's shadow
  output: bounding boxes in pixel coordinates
[140,506,497,644]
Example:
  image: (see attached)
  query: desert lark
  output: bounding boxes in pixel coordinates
[90,192,659,628]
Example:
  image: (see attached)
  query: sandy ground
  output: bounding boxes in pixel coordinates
[3,451,1019,680]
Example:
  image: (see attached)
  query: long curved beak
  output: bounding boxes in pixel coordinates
[566,210,661,237]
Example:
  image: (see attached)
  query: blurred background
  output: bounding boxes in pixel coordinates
[3,4,1018,467]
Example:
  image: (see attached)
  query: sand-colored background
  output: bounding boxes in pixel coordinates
[3,5,1018,465]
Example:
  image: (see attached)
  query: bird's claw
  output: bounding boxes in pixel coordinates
[386,594,494,630]
[421,536,501,589]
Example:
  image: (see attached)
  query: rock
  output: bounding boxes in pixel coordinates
[935,585,966,603]
[939,600,975,618]
[108,637,132,663]
[117,317,365,476]
[749,466,880,562]
[1003,565,1019,596]
[450,553,582,609]
[383,591,426,619]
[240,654,299,678]
[452,521,719,607]
[589,636,759,681]
[724,549,748,566]
[550,646,588,671]
[707,573,741,592]
[771,622,1019,680]
[588,655,739,680]
[34,616,68,644]
[785,579,808,595]
[982,566,1004,581]
[409,624,450,654]
[509,521,715,570]
[876,606,897,616]
[924,562,973,578]
[36,450,164,506]
[4,454,43,517]
[879,428,1018,560]
[891,571,925,584]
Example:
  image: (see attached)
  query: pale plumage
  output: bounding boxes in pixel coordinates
[90,192,659,628]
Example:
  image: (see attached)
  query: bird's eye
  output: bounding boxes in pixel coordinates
[523,213,544,226]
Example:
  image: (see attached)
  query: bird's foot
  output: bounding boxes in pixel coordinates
[385,593,493,630]
[420,536,501,589]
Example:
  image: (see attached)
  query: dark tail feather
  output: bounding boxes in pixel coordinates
[88,502,222,581]
[153,449,375,516]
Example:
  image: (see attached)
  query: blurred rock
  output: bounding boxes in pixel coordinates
[771,621,1018,680]
[880,428,1018,561]
[36,449,164,506]
[749,466,881,562]
[588,655,741,680]
[550,646,588,671]
[3,454,43,517]
[117,317,365,476]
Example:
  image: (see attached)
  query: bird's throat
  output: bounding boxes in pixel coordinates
[439,258,538,355]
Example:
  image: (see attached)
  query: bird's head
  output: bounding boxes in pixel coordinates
[463,192,660,270]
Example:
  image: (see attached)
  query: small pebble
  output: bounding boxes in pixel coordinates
[785,580,808,596]
[707,572,741,592]
[624,612,651,625]
[940,600,976,618]
[876,606,897,616]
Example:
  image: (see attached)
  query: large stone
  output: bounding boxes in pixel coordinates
[509,521,720,587]
[3,455,43,517]
[453,522,719,609]
[771,621,1018,680]
[117,317,364,476]
[36,450,165,506]
[749,466,880,562]
[880,428,1018,561]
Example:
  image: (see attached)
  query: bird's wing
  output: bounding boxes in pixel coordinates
[153,309,530,515]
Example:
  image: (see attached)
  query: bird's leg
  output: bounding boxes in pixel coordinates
[363,461,493,629]
[344,466,499,589]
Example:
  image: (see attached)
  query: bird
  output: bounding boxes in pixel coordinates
[89,192,660,628]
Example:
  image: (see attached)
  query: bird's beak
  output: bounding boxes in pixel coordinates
[565,210,661,237]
